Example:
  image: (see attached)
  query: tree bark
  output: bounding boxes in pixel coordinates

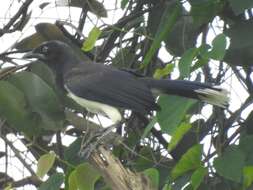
[89,146,156,190]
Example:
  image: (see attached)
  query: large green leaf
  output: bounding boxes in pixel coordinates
[143,168,160,189]
[239,135,253,166]
[64,138,83,166]
[171,144,202,179]
[142,2,181,67]
[239,135,253,156]
[157,95,196,134]
[165,15,198,56]
[228,0,253,15]
[224,20,253,66]
[168,122,193,152]
[29,61,56,88]
[189,0,222,26]
[225,21,253,50]
[213,145,245,183]
[68,170,78,190]
[191,166,207,190]
[0,80,26,122]
[0,81,40,135]
[38,173,64,190]
[8,71,64,130]
[171,174,191,190]
[72,163,100,190]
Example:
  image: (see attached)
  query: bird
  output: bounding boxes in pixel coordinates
[24,40,229,124]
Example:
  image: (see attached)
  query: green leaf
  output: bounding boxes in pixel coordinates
[68,170,78,190]
[198,44,212,58]
[141,2,181,67]
[239,135,253,156]
[8,71,64,130]
[0,81,26,122]
[153,64,174,79]
[224,20,253,66]
[4,184,13,190]
[36,151,56,179]
[168,122,192,151]
[75,163,100,190]
[172,174,192,190]
[29,61,56,88]
[243,166,253,189]
[171,144,202,179]
[121,0,128,9]
[208,34,227,60]
[228,0,253,15]
[15,33,46,50]
[38,173,64,190]
[0,81,40,135]
[87,0,107,17]
[143,168,160,188]
[82,27,102,52]
[64,138,82,166]
[61,0,107,17]
[112,47,135,68]
[191,44,211,71]
[213,145,245,183]
[157,95,196,134]
[225,20,253,50]
[164,14,198,56]
[189,0,221,26]
[191,166,207,190]
[162,184,171,190]
[179,48,198,79]
[239,135,253,166]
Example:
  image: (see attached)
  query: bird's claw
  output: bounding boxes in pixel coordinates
[78,125,118,159]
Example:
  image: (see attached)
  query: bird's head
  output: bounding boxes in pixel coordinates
[23,40,73,63]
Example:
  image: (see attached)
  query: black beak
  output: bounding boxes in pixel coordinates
[23,51,46,61]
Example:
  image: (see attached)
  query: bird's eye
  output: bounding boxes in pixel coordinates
[42,46,49,53]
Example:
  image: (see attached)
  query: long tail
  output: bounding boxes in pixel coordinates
[141,78,229,108]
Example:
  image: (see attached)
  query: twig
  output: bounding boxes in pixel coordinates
[1,134,36,176]
[11,176,41,188]
[0,0,33,36]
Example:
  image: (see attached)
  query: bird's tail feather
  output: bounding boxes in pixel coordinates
[141,78,229,108]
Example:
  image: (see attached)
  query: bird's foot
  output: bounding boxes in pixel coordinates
[78,124,121,159]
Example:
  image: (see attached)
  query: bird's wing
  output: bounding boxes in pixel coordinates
[64,64,159,113]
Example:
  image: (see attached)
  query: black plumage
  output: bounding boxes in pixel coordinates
[24,40,229,123]
[64,63,160,113]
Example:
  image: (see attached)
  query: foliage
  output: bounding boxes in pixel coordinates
[0,0,252,189]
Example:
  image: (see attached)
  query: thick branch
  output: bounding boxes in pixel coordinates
[89,146,156,190]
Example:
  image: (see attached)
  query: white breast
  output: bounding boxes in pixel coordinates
[65,86,122,124]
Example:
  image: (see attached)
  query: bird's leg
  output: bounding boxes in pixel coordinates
[79,121,123,159]
[95,114,103,127]
[79,112,93,151]
[80,113,106,149]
